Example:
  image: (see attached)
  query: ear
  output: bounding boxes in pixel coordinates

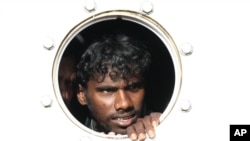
[77,84,87,105]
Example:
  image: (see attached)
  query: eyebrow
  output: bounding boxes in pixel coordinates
[95,81,144,91]
[124,81,144,89]
[95,86,118,92]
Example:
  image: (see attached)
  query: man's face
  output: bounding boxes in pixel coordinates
[79,74,145,134]
[59,57,76,106]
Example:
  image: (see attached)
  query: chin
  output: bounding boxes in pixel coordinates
[112,128,127,135]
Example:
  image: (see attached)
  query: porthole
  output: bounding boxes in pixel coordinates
[53,10,182,139]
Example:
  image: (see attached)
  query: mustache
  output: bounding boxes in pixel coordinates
[111,110,138,119]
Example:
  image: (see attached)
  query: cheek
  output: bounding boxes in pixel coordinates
[131,91,145,108]
[87,95,114,116]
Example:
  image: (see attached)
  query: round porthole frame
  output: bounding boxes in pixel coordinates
[52,10,182,139]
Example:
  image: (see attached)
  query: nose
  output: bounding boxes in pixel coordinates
[114,89,133,111]
[61,88,69,100]
[59,82,69,104]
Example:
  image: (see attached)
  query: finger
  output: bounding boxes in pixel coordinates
[127,125,137,141]
[150,112,161,128]
[107,132,116,135]
[127,121,146,141]
[142,116,155,138]
[134,121,146,141]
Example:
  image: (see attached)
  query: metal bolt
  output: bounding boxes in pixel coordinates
[141,1,153,14]
[180,42,193,56]
[180,99,192,112]
[84,0,96,12]
[43,37,54,50]
[40,95,52,108]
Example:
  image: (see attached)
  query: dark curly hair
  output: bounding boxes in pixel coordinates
[77,34,151,88]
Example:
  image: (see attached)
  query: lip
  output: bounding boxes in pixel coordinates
[112,113,137,127]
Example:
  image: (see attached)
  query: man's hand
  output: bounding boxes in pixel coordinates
[126,112,161,141]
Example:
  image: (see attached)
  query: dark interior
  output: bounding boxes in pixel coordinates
[60,18,175,123]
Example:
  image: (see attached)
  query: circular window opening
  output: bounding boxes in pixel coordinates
[53,10,182,139]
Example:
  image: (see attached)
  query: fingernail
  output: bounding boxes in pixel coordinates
[152,121,157,129]
[130,133,137,141]
[108,132,115,135]
[138,133,146,141]
[148,130,155,138]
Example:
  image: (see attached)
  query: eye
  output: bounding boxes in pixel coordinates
[125,85,139,92]
[65,80,72,85]
[125,82,144,92]
[65,79,76,87]
[126,86,139,92]
[96,87,117,94]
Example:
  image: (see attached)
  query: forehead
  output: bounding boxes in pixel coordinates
[90,73,140,86]
[59,57,76,76]
[60,57,75,67]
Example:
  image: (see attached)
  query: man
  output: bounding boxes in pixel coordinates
[58,37,83,107]
[76,34,161,141]
[59,52,77,107]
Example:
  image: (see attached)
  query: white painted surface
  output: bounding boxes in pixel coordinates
[0,0,249,140]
